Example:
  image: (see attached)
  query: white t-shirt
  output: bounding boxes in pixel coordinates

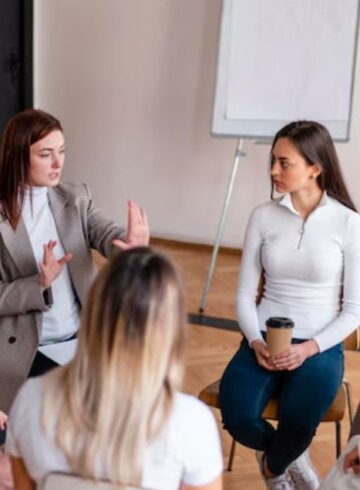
[237,192,360,352]
[6,375,223,490]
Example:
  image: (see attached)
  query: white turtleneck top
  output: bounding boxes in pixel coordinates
[22,187,80,344]
[236,192,360,352]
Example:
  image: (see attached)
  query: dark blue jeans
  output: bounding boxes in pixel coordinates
[219,337,344,475]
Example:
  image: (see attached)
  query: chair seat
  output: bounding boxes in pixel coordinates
[199,379,346,422]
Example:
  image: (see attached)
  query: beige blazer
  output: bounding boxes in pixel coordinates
[0,183,125,411]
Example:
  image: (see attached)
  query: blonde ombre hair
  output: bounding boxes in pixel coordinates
[42,247,186,485]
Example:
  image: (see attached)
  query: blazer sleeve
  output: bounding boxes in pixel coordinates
[0,273,52,317]
[82,184,127,258]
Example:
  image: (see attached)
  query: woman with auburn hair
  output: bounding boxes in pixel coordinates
[219,121,360,490]
[0,108,149,420]
[6,248,223,490]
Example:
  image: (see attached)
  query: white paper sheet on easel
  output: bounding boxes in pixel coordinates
[226,0,357,121]
[38,339,78,365]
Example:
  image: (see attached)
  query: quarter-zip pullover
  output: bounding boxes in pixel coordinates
[236,192,360,352]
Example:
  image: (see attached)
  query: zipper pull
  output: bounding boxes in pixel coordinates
[297,222,305,249]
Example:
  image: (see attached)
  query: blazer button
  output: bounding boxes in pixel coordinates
[8,336,16,344]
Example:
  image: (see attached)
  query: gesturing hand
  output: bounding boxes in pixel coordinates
[39,240,72,290]
[343,446,360,474]
[251,340,274,371]
[112,200,150,250]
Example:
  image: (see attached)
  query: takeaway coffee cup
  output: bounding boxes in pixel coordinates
[265,317,294,361]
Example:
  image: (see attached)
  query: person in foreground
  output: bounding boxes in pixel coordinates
[0,109,149,416]
[219,121,360,490]
[319,434,360,489]
[6,247,223,490]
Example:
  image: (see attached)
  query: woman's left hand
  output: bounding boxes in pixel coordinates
[112,200,150,250]
[273,340,319,371]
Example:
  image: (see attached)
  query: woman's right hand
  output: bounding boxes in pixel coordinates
[39,240,72,290]
[251,340,274,371]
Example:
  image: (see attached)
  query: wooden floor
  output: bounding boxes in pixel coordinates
[154,241,360,490]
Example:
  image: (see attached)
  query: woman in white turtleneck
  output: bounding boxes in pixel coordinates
[22,185,80,346]
[0,109,149,418]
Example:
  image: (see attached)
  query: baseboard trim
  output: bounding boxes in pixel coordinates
[150,237,242,256]
[187,313,239,331]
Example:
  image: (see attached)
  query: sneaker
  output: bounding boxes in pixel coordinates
[288,450,320,490]
[256,451,294,490]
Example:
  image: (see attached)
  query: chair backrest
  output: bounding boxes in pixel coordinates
[43,473,149,490]
[343,327,360,351]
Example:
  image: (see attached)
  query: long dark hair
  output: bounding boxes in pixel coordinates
[270,120,356,212]
[0,109,63,229]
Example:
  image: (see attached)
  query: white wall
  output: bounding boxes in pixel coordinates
[34,0,360,247]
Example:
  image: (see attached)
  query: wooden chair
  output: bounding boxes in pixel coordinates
[199,328,358,471]
[349,402,360,439]
[43,473,149,490]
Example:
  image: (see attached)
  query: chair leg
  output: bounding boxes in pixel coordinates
[335,421,341,458]
[227,438,237,471]
[343,378,354,425]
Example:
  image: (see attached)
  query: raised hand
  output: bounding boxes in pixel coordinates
[112,200,150,250]
[39,240,72,290]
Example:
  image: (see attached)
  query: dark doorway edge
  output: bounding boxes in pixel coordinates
[22,0,33,108]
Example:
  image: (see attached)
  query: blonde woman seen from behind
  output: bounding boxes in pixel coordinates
[6,248,223,490]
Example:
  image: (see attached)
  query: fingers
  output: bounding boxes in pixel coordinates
[58,253,72,267]
[259,346,270,359]
[273,355,293,369]
[253,347,275,371]
[252,340,270,358]
[112,239,129,250]
[125,200,150,247]
[140,206,149,228]
[273,357,298,371]
[128,200,141,226]
[273,347,292,360]
[273,345,306,371]
[42,240,57,265]
[40,241,72,288]
[129,200,148,226]
[257,357,275,371]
